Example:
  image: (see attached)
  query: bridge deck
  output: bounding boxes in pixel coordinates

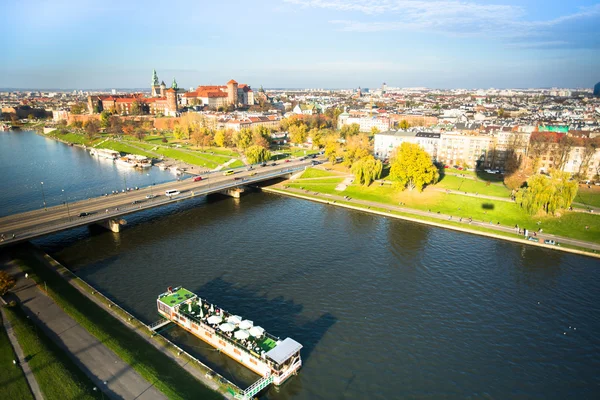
[0,160,314,247]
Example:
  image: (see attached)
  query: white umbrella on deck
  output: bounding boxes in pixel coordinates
[239,320,254,330]
[249,326,264,337]
[227,315,242,325]
[207,315,222,324]
[200,308,204,318]
[219,322,235,332]
[210,304,214,313]
[234,330,250,340]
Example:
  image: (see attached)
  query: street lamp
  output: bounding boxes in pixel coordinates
[40,181,47,210]
[61,189,72,221]
[147,173,154,199]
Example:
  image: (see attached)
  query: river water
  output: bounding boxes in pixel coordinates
[2,131,600,399]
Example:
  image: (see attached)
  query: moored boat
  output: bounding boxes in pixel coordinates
[157,287,302,388]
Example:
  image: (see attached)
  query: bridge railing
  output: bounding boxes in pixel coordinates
[1,165,308,244]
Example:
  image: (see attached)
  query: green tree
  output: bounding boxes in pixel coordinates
[398,120,410,130]
[0,270,16,296]
[70,102,86,115]
[100,110,111,129]
[389,142,438,192]
[108,116,122,134]
[343,134,371,167]
[339,123,360,139]
[252,126,271,149]
[173,125,187,140]
[84,119,100,138]
[351,155,383,186]
[246,145,271,164]
[370,126,380,135]
[310,128,329,149]
[289,124,308,145]
[515,170,578,215]
[130,100,143,115]
[324,135,342,164]
[234,128,253,150]
[214,129,226,147]
[134,128,146,141]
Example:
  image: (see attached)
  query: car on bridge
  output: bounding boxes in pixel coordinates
[270,162,277,166]
[193,176,203,181]
[78,212,91,217]
[260,163,267,167]
[132,200,143,205]
[250,172,257,176]
[146,194,157,199]
[224,170,235,176]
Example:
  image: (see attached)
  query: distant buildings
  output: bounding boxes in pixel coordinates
[338,109,391,132]
[594,82,600,97]
[88,70,179,116]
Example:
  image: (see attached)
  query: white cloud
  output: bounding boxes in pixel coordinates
[285,0,600,45]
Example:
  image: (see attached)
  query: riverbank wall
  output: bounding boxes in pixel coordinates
[25,244,241,399]
[262,187,600,260]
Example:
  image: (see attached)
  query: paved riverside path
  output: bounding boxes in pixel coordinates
[1,260,166,400]
[276,185,600,252]
[0,304,44,400]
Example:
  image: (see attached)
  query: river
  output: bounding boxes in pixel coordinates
[2,130,600,399]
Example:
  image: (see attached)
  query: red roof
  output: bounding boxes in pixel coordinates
[227,79,238,85]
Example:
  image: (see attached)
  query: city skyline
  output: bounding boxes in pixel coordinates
[1,0,599,89]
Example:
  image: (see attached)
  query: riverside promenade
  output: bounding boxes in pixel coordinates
[264,185,600,258]
[1,258,165,400]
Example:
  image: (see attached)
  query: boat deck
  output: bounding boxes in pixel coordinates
[158,288,195,307]
[178,300,280,356]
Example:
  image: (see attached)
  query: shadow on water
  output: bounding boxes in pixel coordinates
[162,277,337,392]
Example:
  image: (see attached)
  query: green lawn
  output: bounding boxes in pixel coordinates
[228,160,245,169]
[3,306,101,400]
[151,148,220,168]
[46,131,100,147]
[12,251,222,400]
[574,186,600,208]
[300,168,341,179]
[284,179,600,244]
[436,175,512,198]
[0,311,34,400]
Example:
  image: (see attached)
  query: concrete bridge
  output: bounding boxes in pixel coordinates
[0,159,314,247]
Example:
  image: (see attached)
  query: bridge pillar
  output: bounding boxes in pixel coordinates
[97,218,126,233]
[220,187,246,198]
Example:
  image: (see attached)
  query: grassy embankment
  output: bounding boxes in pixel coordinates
[286,168,600,245]
[11,250,225,400]
[574,185,600,208]
[0,311,34,400]
[2,305,101,400]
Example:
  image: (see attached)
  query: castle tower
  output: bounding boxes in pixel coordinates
[160,81,166,97]
[151,69,160,97]
[227,79,238,106]
[172,78,178,90]
[165,88,178,116]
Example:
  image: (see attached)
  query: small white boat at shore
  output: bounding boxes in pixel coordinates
[90,148,120,160]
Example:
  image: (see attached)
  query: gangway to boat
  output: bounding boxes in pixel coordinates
[235,373,274,400]
[148,318,172,331]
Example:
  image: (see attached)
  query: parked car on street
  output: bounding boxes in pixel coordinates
[193,176,203,181]
[527,237,538,242]
[544,239,557,245]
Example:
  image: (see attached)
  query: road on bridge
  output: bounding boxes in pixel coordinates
[0,158,316,246]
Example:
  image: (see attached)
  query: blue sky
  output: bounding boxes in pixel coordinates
[0,0,599,89]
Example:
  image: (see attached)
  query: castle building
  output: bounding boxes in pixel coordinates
[181,79,254,108]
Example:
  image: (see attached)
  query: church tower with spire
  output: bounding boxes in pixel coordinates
[151,69,161,97]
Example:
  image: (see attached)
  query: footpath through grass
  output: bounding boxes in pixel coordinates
[287,176,600,244]
[13,250,222,400]
[0,311,34,400]
[3,305,101,400]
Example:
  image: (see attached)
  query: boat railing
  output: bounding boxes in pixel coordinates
[236,373,273,399]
